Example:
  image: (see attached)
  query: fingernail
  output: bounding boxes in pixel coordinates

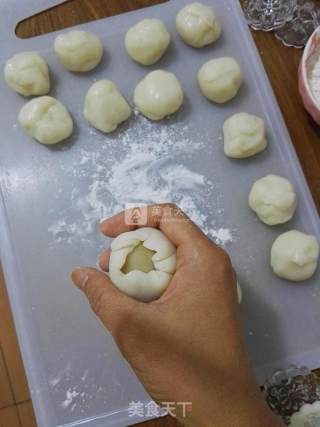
[72,268,89,289]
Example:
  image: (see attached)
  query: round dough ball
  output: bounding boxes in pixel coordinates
[134,70,183,120]
[109,227,177,302]
[84,80,131,133]
[198,57,243,103]
[176,2,221,48]
[54,30,103,72]
[271,230,319,281]
[223,113,267,159]
[249,175,297,226]
[4,52,50,97]
[125,19,171,66]
[18,96,73,145]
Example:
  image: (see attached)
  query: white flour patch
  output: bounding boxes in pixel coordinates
[48,114,234,246]
[61,389,79,409]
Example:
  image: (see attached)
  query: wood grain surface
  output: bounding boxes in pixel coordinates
[10,1,320,426]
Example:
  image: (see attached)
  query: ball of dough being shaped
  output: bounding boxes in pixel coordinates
[176,2,221,48]
[249,175,297,226]
[54,30,103,72]
[198,57,243,104]
[84,80,131,133]
[18,96,73,145]
[271,230,319,282]
[125,19,171,66]
[223,113,267,159]
[109,227,177,302]
[4,52,50,97]
[134,70,183,120]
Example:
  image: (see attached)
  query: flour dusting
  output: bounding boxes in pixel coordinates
[48,113,234,246]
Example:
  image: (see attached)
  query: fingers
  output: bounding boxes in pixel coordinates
[98,249,111,271]
[100,203,209,248]
[71,267,142,335]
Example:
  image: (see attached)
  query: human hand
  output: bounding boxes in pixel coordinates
[72,204,284,427]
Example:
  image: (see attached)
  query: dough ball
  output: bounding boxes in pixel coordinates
[125,19,171,66]
[271,230,319,281]
[249,175,297,226]
[18,96,73,145]
[84,80,131,133]
[54,30,103,72]
[109,227,177,302]
[176,2,221,48]
[198,57,243,103]
[134,70,183,120]
[223,113,267,159]
[4,52,50,97]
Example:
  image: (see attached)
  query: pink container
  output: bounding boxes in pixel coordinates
[299,26,320,125]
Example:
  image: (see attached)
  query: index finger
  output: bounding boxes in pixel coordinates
[100,203,208,247]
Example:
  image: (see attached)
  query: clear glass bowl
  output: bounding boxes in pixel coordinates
[263,366,320,425]
[274,0,320,48]
[243,0,297,32]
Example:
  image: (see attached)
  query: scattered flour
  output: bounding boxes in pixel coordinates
[48,113,234,246]
[61,389,79,409]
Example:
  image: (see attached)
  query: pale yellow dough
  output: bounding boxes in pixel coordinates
[4,52,50,96]
[54,30,103,72]
[18,96,73,145]
[84,80,131,133]
[134,70,183,120]
[223,113,267,159]
[271,230,319,281]
[249,175,297,226]
[198,57,243,103]
[125,19,171,65]
[176,2,221,48]
[109,227,177,302]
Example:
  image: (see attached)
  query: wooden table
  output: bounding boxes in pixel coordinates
[12,1,320,426]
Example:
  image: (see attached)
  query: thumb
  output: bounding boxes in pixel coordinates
[71,267,144,336]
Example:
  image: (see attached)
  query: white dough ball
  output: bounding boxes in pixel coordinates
[109,227,177,302]
[84,80,131,133]
[54,30,103,72]
[125,19,171,66]
[134,70,183,120]
[223,113,267,159]
[271,230,319,281]
[198,57,243,103]
[176,2,221,48]
[249,175,297,226]
[4,52,50,96]
[18,96,73,145]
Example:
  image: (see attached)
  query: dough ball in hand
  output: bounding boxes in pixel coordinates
[223,112,267,159]
[54,30,103,72]
[125,19,171,66]
[18,96,73,145]
[109,227,177,302]
[134,70,183,120]
[249,175,297,226]
[176,2,221,48]
[4,52,50,96]
[198,57,243,103]
[271,230,319,281]
[84,80,131,133]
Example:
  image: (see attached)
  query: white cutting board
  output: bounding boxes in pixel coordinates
[0,1,320,427]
